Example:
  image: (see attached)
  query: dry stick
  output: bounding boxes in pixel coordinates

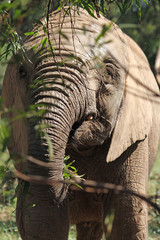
[18,155,160,212]
[70,180,160,214]
[16,169,160,214]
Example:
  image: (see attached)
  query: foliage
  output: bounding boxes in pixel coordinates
[0,201,21,240]
[0,0,153,63]
[0,0,159,86]
[64,156,84,189]
[113,0,160,72]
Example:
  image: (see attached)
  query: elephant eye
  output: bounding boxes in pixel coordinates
[19,65,27,79]
[105,65,114,80]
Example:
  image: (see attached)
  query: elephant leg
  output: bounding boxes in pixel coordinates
[76,221,104,240]
[68,191,104,240]
[16,185,69,240]
[108,193,148,240]
[108,142,149,240]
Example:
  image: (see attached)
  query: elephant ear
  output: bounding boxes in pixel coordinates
[106,34,157,163]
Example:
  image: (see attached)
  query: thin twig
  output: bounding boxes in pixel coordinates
[15,170,160,214]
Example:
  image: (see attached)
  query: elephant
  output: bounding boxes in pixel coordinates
[2,6,160,240]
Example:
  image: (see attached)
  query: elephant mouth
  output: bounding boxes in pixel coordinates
[68,120,83,144]
[67,117,112,150]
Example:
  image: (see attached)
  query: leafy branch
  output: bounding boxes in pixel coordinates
[15,165,160,214]
[0,0,153,63]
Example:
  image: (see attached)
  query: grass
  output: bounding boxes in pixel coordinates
[148,147,160,240]
[0,149,160,240]
[0,191,20,240]
[0,203,21,240]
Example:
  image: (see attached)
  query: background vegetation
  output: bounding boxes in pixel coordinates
[0,0,160,239]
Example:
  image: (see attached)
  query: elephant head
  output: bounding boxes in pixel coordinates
[2,7,158,202]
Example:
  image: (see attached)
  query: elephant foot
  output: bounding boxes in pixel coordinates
[76,221,103,240]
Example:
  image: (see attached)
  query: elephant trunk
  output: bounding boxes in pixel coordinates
[27,62,86,201]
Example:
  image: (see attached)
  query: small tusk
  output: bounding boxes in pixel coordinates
[87,115,94,121]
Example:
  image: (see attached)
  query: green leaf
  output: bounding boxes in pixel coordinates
[41,37,48,49]
[48,39,55,53]
[43,26,48,34]
[32,44,37,51]
[64,155,70,161]
[95,23,112,43]
[56,5,62,11]
[142,0,149,5]
[136,0,142,20]
[70,166,77,172]
[24,32,35,36]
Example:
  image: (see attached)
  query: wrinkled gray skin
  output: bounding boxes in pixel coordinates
[2,7,160,240]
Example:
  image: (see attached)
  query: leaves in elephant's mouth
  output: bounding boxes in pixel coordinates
[63,155,84,189]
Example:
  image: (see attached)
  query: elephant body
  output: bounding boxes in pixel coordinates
[2,7,160,240]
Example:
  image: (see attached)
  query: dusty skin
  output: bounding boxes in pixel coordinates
[2,7,160,240]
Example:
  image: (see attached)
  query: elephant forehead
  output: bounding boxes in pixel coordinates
[25,8,128,68]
